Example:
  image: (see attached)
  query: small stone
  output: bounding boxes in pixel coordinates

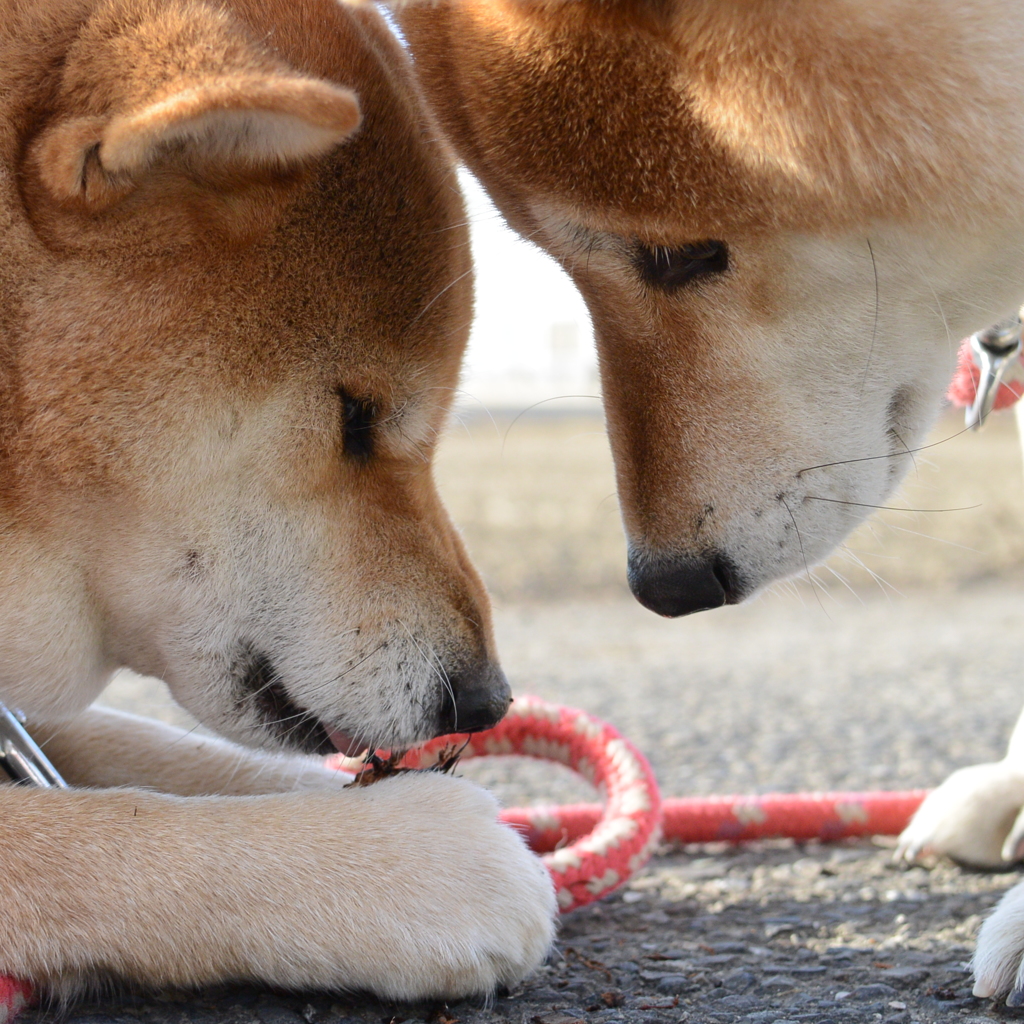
[712,942,749,954]
[718,994,759,1010]
[761,976,797,992]
[531,1013,586,1024]
[851,984,898,1000]
[884,967,930,988]
[529,987,564,1002]
[656,975,692,995]
[723,969,757,992]
[635,997,678,1010]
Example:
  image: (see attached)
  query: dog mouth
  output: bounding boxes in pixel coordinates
[231,644,349,756]
[325,725,368,757]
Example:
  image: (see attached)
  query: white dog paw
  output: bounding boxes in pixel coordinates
[973,880,1024,1003]
[895,762,1024,867]
[335,772,557,1000]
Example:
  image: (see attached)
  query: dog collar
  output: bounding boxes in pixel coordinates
[948,316,1024,429]
[0,702,67,788]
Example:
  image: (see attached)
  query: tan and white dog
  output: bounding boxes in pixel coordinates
[0,0,556,1003]
[396,0,1024,1002]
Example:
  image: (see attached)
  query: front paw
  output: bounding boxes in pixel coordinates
[895,762,1024,867]
[336,772,557,1000]
[974,880,1024,1003]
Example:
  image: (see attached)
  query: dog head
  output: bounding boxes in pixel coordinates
[0,0,507,754]
[401,0,1024,613]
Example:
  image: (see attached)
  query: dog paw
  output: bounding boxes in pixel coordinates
[331,772,557,1000]
[895,762,1024,867]
[974,880,1024,1003]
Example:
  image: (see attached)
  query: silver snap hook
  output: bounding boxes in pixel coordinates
[965,317,1023,430]
[0,701,67,788]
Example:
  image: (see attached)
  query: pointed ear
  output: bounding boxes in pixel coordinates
[34,75,361,208]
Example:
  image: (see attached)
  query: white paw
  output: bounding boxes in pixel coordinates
[895,761,1024,867]
[974,880,1024,1003]
[328,772,557,1000]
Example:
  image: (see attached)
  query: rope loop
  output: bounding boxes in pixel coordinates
[401,695,663,912]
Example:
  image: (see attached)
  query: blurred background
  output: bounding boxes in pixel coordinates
[102,172,1024,809]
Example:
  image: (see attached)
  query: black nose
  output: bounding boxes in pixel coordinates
[438,660,512,735]
[628,550,742,617]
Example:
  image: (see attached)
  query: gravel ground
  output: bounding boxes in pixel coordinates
[25,579,1024,1024]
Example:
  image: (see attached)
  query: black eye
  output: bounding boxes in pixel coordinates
[633,240,728,291]
[338,390,376,462]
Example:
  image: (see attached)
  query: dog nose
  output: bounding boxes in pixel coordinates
[628,549,741,617]
[438,661,512,734]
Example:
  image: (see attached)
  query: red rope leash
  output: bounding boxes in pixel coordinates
[0,979,31,1024]
[0,698,928,1023]
[505,790,928,851]
[394,698,927,911]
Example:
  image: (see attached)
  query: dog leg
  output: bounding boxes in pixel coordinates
[896,703,1024,867]
[0,774,556,1001]
[33,706,350,796]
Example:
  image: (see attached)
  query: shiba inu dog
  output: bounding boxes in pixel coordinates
[397,0,1024,1001]
[0,0,555,1002]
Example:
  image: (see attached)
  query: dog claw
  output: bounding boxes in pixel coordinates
[893,838,920,864]
[1006,987,1024,1007]
[1001,807,1024,863]
[973,978,996,999]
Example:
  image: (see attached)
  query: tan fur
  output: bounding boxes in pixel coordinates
[400,0,1024,605]
[0,0,555,1001]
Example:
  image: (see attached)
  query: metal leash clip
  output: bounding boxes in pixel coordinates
[0,701,67,788]
[965,316,1023,430]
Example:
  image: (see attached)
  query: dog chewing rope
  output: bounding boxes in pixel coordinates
[0,694,930,1022]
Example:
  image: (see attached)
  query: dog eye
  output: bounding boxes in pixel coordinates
[339,391,376,462]
[633,240,728,291]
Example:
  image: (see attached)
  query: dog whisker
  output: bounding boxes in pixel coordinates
[821,561,864,604]
[835,545,903,599]
[875,518,982,554]
[500,394,602,457]
[803,495,981,513]
[408,267,474,326]
[780,496,829,619]
[796,425,971,476]
[397,618,457,730]
[858,237,880,395]
[889,427,920,477]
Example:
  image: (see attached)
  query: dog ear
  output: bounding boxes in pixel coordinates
[34,74,361,209]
